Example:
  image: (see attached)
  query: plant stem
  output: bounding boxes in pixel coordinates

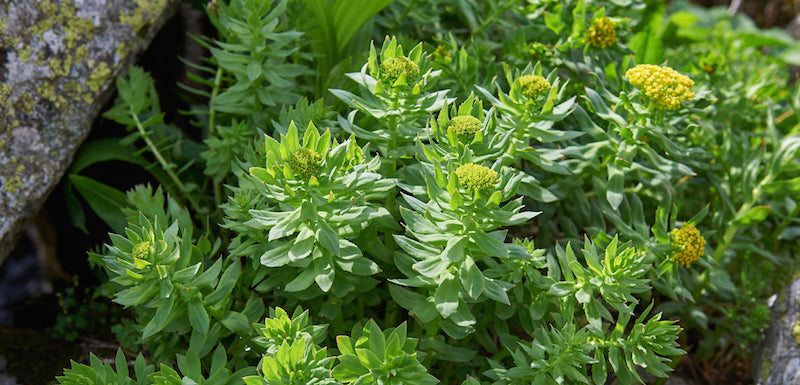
[208,67,223,137]
[131,108,200,212]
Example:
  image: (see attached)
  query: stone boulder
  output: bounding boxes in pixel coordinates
[0,0,180,264]
[754,276,800,384]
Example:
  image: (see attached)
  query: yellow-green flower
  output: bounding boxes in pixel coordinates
[432,45,452,65]
[288,148,323,180]
[448,115,482,143]
[455,163,499,191]
[132,241,151,260]
[518,75,551,98]
[670,223,705,267]
[586,16,617,49]
[625,64,695,110]
[380,56,420,84]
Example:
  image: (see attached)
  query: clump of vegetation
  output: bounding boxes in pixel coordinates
[58,0,800,384]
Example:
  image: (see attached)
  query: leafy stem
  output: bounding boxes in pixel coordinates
[130,108,200,212]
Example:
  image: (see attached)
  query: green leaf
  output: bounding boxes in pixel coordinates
[733,205,770,225]
[247,61,262,81]
[143,296,174,338]
[434,277,460,318]
[314,255,335,292]
[544,10,564,34]
[269,207,303,241]
[285,267,317,292]
[413,257,448,278]
[483,278,510,305]
[68,174,128,234]
[187,299,210,335]
[367,321,386,360]
[606,166,625,211]
[220,311,250,331]
[459,256,484,299]
[316,220,340,255]
[627,2,665,64]
[470,231,508,257]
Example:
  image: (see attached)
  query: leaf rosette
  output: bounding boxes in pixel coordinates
[243,121,396,298]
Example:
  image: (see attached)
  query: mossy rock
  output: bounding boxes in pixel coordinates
[0,0,180,265]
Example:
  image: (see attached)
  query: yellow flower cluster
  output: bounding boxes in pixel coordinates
[517,75,551,98]
[587,16,617,48]
[625,64,695,110]
[288,148,323,180]
[132,241,151,260]
[380,56,420,84]
[670,223,705,267]
[455,163,499,191]
[448,115,482,142]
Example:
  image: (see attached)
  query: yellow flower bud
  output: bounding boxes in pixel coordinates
[288,148,323,180]
[455,163,499,191]
[517,75,551,98]
[380,56,420,84]
[448,115,482,143]
[132,241,151,260]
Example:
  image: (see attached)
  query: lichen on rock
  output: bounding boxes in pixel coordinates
[0,0,180,264]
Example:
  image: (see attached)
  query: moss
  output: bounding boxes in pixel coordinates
[16,92,35,113]
[761,352,772,384]
[0,84,12,116]
[120,0,169,32]
[792,317,800,344]
[4,175,22,193]
[37,83,57,102]
[88,61,111,92]
[18,45,31,63]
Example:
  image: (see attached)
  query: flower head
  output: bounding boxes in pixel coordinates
[132,241,151,260]
[586,16,617,48]
[288,148,323,180]
[625,64,695,110]
[455,163,499,191]
[380,56,420,84]
[448,115,482,143]
[670,223,705,267]
[517,75,551,98]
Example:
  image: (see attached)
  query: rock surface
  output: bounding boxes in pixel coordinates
[0,0,180,264]
[754,277,800,385]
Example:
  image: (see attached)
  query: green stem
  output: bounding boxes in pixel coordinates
[208,67,223,137]
[209,67,224,211]
[131,109,200,212]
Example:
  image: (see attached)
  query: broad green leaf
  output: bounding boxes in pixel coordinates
[459,256,484,299]
[434,277,460,318]
[188,299,210,335]
[68,174,128,234]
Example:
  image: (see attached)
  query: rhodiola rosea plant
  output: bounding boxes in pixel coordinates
[57,0,800,384]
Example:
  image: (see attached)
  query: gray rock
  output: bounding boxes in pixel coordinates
[0,0,180,264]
[755,277,800,384]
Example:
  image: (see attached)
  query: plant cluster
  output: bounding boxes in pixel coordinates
[59,0,800,384]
